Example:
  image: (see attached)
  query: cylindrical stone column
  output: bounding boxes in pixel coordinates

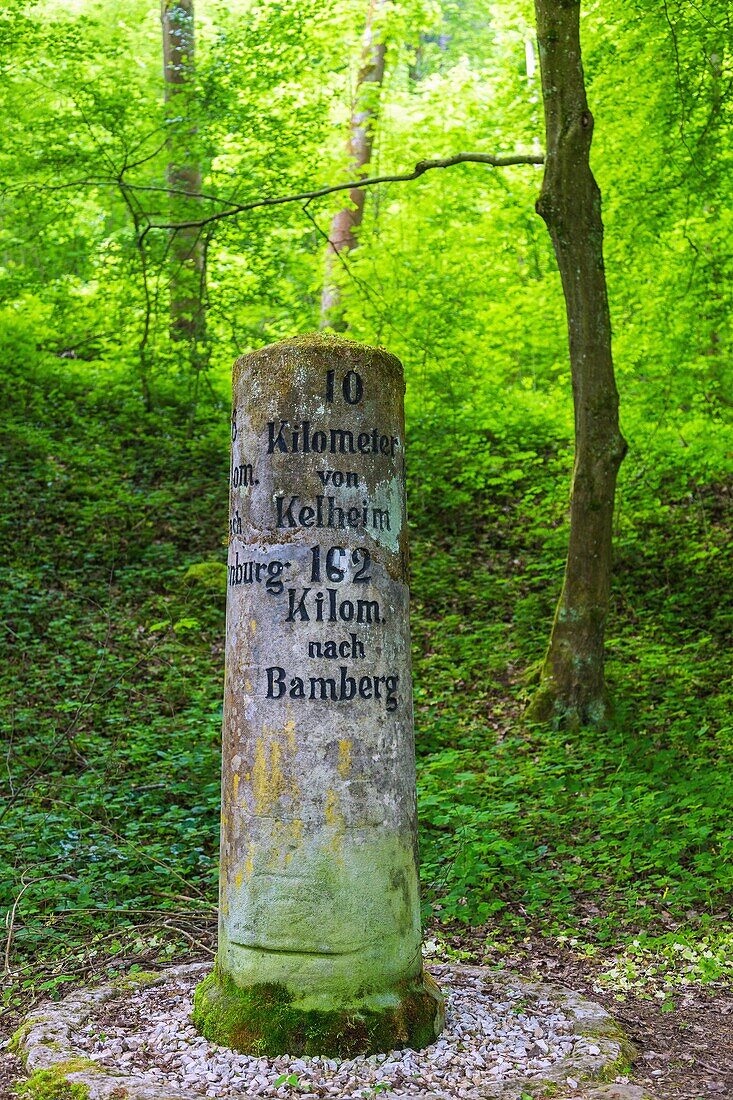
[194,335,443,1056]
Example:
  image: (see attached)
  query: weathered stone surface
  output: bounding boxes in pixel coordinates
[194,335,441,1053]
[11,965,206,1099]
[12,964,657,1100]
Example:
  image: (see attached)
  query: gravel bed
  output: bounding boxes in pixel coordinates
[68,965,596,1099]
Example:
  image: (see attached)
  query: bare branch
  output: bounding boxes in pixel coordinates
[140,151,544,240]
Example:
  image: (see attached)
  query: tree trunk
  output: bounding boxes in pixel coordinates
[320,0,387,331]
[528,0,627,726]
[161,0,206,359]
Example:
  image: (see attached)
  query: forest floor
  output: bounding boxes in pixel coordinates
[2,923,731,1099]
[457,929,733,1100]
[1,360,731,1100]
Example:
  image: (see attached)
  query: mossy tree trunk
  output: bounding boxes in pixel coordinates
[529,0,627,726]
[161,0,207,365]
[320,0,387,331]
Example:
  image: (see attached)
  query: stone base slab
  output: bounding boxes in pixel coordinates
[11,962,658,1100]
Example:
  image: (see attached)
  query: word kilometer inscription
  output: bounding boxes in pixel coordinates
[228,365,403,715]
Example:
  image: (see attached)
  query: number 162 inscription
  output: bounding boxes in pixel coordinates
[310,545,371,584]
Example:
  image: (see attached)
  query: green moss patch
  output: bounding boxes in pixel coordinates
[193,968,443,1057]
[15,1061,93,1100]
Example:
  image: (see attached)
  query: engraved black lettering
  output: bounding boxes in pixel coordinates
[265,560,286,595]
[352,548,371,583]
[326,497,345,528]
[339,665,356,700]
[318,468,359,488]
[356,599,380,624]
[372,507,390,531]
[289,675,306,699]
[309,676,337,701]
[343,370,363,404]
[310,545,321,582]
[232,462,255,488]
[307,635,365,660]
[266,666,286,699]
[276,495,298,527]
[326,547,346,582]
[266,420,398,456]
[268,421,288,453]
[329,428,356,453]
[286,588,311,622]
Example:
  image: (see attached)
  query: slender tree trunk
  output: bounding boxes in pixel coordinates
[320,0,387,331]
[528,0,627,726]
[161,0,206,359]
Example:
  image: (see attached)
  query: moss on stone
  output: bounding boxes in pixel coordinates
[233,333,404,398]
[596,1043,635,1083]
[110,970,161,992]
[193,967,443,1057]
[15,1061,93,1100]
[8,1022,33,1057]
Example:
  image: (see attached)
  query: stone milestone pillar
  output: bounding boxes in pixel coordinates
[193,335,444,1057]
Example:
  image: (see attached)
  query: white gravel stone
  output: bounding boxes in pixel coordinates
[61,965,591,1098]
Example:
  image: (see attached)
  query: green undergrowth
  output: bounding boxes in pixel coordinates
[1,357,731,1015]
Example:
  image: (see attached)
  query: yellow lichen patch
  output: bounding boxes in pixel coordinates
[337,739,352,778]
[324,788,346,857]
[283,816,304,865]
[233,773,240,800]
[245,842,256,880]
[234,869,243,889]
[252,736,284,813]
[290,817,304,845]
[283,717,296,750]
[245,678,253,692]
[249,618,257,635]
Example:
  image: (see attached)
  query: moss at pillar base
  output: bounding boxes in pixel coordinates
[193,968,444,1057]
